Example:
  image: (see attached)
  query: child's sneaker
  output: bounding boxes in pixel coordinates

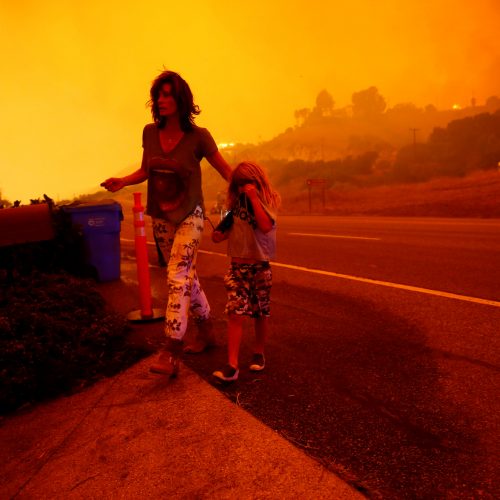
[249,353,265,371]
[213,364,239,382]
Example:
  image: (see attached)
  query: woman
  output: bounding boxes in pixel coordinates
[101,70,232,377]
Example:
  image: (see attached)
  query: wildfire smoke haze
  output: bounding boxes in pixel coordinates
[1,0,499,202]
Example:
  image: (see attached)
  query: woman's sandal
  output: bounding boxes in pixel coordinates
[150,338,184,377]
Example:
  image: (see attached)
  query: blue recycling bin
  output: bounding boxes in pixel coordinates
[63,200,123,282]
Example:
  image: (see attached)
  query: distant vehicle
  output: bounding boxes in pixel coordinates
[210,191,227,218]
[210,203,223,215]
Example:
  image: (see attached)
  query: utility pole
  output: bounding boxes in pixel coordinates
[409,128,419,147]
[409,128,419,160]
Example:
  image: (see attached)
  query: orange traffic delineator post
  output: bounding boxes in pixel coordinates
[127,192,164,323]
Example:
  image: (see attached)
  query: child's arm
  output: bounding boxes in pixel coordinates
[241,184,274,233]
[212,211,233,242]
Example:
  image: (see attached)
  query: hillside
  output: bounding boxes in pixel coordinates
[78,105,500,220]
[223,96,500,163]
[81,169,500,219]
[287,170,500,218]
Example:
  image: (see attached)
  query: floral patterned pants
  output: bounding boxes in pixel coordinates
[152,206,210,340]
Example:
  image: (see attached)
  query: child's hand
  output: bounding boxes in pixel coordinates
[240,183,258,198]
[212,230,228,243]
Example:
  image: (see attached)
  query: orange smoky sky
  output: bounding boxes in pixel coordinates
[1,0,499,202]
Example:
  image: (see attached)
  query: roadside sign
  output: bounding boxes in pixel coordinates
[306,179,327,212]
[306,178,327,186]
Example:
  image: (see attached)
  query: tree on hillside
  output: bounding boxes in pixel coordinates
[392,144,436,182]
[391,111,500,182]
[314,89,335,117]
[294,90,335,126]
[351,86,386,118]
[0,190,11,208]
[294,107,311,126]
[485,95,500,112]
[428,111,500,172]
[386,102,420,115]
[347,134,391,154]
[341,151,378,177]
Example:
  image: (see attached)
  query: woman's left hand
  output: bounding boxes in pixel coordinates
[212,230,228,243]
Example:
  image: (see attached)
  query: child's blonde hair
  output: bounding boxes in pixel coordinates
[227,161,280,210]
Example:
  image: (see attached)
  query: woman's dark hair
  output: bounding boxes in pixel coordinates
[148,70,200,131]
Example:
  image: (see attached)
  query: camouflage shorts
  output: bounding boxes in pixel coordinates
[224,262,272,317]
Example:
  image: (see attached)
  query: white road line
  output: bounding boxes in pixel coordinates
[197,250,500,308]
[288,232,381,241]
[120,239,500,308]
[271,261,500,308]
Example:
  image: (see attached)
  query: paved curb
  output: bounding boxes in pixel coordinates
[1,355,362,499]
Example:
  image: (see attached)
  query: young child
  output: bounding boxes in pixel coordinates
[211,161,280,382]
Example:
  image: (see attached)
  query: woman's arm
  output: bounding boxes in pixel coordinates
[241,185,274,234]
[101,167,148,193]
[206,150,232,181]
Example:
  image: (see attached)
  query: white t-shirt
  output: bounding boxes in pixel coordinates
[227,195,276,261]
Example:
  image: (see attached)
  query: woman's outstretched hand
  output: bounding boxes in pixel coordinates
[100,177,126,192]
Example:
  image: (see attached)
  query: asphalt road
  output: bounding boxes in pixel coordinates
[121,214,500,499]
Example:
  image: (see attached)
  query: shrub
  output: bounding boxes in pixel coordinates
[0,273,146,414]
